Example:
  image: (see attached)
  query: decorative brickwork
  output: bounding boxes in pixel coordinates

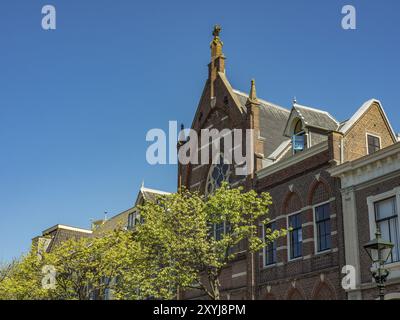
[310,182,330,205]
[283,192,302,214]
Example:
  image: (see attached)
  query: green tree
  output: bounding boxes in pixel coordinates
[44,229,135,300]
[0,249,49,300]
[130,182,286,300]
[0,184,285,301]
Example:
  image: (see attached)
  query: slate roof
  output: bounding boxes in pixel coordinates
[40,225,92,252]
[233,89,291,158]
[93,207,135,236]
[292,103,339,131]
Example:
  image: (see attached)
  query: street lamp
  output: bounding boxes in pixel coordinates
[363,227,394,300]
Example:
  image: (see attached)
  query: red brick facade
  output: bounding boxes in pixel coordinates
[178,26,398,300]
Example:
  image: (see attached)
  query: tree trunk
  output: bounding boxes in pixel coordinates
[210,276,220,300]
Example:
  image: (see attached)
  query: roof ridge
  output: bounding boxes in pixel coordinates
[294,103,339,124]
[232,89,290,113]
[42,224,93,235]
[140,186,171,195]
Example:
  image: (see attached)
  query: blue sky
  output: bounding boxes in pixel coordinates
[1,0,399,262]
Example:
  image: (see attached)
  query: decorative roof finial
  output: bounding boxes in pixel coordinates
[210,24,223,58]
[249,79,257,101]
[293,96,297,106]
[141,180,145,189]
[213,25,221,38]
[178,123,186,143]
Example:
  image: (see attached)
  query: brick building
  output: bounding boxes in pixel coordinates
[329,142,400,299]
[32,25,399,300]
[177,25,399,300]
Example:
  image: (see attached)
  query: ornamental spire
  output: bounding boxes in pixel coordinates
[209,25,226,98]
[210,24,224,58]
[249,79,257,102]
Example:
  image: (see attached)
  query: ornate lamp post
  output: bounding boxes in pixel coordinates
[363,227,394,300]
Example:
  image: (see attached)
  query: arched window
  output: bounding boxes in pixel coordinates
[205,154,232,240]
[205,154,231,196]
[292,119,306,154]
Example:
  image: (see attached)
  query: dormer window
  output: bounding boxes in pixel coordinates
[292,119,306,154]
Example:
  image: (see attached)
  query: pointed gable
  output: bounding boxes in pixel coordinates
[283,103,339,137]
[340,99,397,162]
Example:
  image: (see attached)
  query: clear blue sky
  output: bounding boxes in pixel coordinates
[1,0,399,262]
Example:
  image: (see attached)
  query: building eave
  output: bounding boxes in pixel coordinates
[328,142,400,178]
[42,224,93,236]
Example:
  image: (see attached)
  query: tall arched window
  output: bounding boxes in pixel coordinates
[205,154,232,240]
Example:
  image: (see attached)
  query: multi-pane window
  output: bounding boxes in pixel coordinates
[264,222,277,266]
[315,203,331,252]
[367,134,381,155]
[205,154,231,196]
[375,197,399,263]
[289,213,302,259]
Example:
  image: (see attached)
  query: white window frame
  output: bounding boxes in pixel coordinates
[262,219,278,268]
[312,200,333,255]
[367,187,400,278]
[365,132,382,155]
[287,210,303,262]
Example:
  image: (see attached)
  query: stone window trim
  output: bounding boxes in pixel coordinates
[365,132,382,155]
[367,187,400,279]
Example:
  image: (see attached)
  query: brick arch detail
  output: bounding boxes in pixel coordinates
[311,279,337,300]
[286,286,306,300]
[281,190,303,215]
[307,177,332,206]
[264,293,277,300]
